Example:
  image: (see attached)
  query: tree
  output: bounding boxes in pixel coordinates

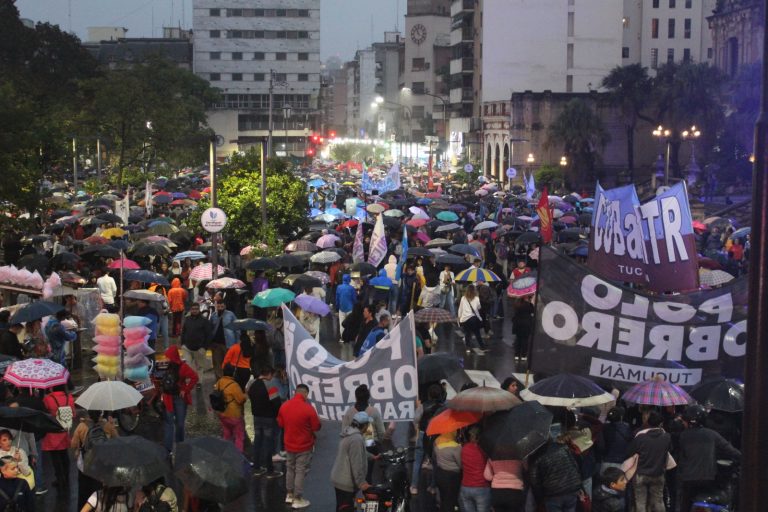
[192,149,309,246]
[547,99,610,187]
[80,57,219,185]
[601,64,654,180]
[651,61,726,177]
[329,142,389,163]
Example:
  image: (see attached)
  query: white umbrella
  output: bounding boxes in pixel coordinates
[76,381,143,411]
[699,269,735,287]
[474,221,498,231]
[310,251,341,264]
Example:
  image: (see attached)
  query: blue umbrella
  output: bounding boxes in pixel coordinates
[417,198,433,205]
[370,276,393,288]
[325,207,344,218]
[174,251,207,261]
[9,301,64,324]
[307,178,326,188]
[125,270,170,287]
[309,208,322,218]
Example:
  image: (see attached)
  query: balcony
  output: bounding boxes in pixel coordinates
[451,0,475,17]
[461,87,474,101]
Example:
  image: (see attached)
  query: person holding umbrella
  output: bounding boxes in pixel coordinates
[527,436,583,512]
[81,485,131,512]
[0,456,34,511]
[41,385,75,495]
[180,303,211,377]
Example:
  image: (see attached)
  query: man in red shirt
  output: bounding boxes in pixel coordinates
[277,384,321,509]
[511,259,531,279]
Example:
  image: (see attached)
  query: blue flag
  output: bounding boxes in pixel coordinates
[395,225,408,281]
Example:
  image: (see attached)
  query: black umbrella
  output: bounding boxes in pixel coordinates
[132,243,173,258]
[288,274,322,291]
[247,258,279,271]
[578,213,593,226]
[515,232,541,246]
[480,401,553,460]
[109,240,131,251]
[83,436,169,487]
[418,353,471,390]
[174,436,248,503]
[555,229,582,244]
[17,254,50,275]
[349,262,377,276]
[50,252,80,269]
[96,213,124,224]
[230,319,273,332]
[436,253,467,266]
[9,301,64,324]
[274,254,306,270]
[125,270,170,287]
[520,374,614,407]
[0,406,63,435]
[689,378,744,413]
[382,216,401,228]
[80,245,121,259]
[406,247,434,258]
[449,244,480,257]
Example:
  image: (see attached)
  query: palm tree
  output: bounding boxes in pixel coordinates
[651,62,726,177]
[547,99,610,187]
[601,64,654,181]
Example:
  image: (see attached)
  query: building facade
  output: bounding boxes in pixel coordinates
[707,0,763,77]
[192,0,321,156]
[372,32,406,141]
[623,0,717,72]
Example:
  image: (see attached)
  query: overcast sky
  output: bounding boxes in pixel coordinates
[16,0,406,62]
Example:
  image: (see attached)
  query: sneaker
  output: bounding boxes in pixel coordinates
[472,348,485,355]
[292,497,311,509]
[409,486,419,495]
[266,470,284,479]
[252,467,267,477]
[35,488,48,495]
[272,453,286,462]
[285,493,294,504]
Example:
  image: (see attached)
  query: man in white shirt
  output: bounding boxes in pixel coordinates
[96,272,117,312]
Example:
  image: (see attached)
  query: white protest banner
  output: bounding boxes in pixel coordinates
[283,306,418,421]
[368,213,388,267]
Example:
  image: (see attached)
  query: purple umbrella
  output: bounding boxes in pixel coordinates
[294,294,331,316]
[316,234,341,249]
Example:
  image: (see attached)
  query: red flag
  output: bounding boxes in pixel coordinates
[428,155,434,190]
[537,186,553,244]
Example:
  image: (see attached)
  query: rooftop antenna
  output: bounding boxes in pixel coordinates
[68,0,72,33]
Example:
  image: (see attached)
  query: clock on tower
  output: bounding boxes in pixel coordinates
[410,23,427,45]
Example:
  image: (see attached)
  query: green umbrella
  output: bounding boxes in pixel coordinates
[436,211,459,222]
[251,288,296,308]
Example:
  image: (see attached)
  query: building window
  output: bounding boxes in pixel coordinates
[210,73,220,81]
[622,46,630,58]
[298,31,309,39]
[566,75,573,92]
[232,52,242,60]
[667,48,674,63]
[254,52,265,60]
[276,52,287,61]
[669,0,675,7]
[298,73,309,82]
[298,52,309,61]
[210,30,220,38]
[232,73,243,81]
[651,18,659,38]
[412,58,425,70]
[567,12,574,37]
[683,48,691,62]
[412,106,425,118]
[685,0,692,7]
[210,52,221,60]
[228,8,242,17]
[411,81,425,94]
[653,0,659,7]
[707,47,713,59]
[684,18,691,38]
[273,73,287,82]
[276,9,286,16]
[254,73,265,81]
[210,8,220,16]
[651,48,659,69]
[668,19,675,38]
[298,9,310,17]
[567,43,574,68]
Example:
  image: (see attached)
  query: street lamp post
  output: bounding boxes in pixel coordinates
[527,153,535,187]
[560,155,568,191]
[652,125,672,186]
[402,87,449,163]
[682,125,701,184]
[372,98,412,164]
[282,104,292,157]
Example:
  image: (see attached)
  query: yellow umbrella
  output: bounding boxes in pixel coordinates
[342,181,355,186]
[101,227,128,239]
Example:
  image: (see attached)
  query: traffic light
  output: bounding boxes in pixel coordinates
[306,147,315,156]
[311,134,320,144]
[329,130,336,139]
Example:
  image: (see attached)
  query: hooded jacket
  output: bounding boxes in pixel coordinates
[161,345,199,412]
[335,274,357,313]
[384,255,398,281]
[167,278,188,313]
[528,440,583,499]
[330,426,369,492]
[180,311,212,351]
[627,428,672,477]
[277,393,322,453]
[677,426,740,482]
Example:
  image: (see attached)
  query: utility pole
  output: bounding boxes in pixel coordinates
[741,2,768,509]
[260,139,267,227]
[267,70,275,158]
[209,137,219,280]
[72,137,78,191]
[96,137,102,184]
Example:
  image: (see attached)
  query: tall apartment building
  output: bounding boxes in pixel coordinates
[192,0,321,156]
[322,66,348,136]
[372,33,406,140]
[623,0,716,71]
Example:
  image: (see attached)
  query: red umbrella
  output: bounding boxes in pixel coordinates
[188,190,202,200]
[337,220,359,230]
[107,259,141,270]
[407,219,428,228]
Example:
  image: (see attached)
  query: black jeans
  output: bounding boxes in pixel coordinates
[335,488,356,511]
[491,488,526,512]
[435,466,462,512]
[461,317,486,349]
[48,449,69,488]
[252,417,276,471]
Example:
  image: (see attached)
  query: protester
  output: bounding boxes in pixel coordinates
[278,384,321,509]
[0,323,24,359]
[330,411,372,512]
[335,274,357,343]
[411,383,446,495]
[248,366,282,478]
[459,426,491,512]
[71,411,119,508]
[41,385,75,494]
[222,332,254,390]
[597,407,631,472]
[135,477,178,512]
[213,364,247,453]
[167,277,188,337]
[161,345,199,452]
[484,453,525,512]
[180,303,211,377]
[0,456,34,511]
[44,310,76,367]
[359,309,390,356]
[81,485,131,512]
[351,304,376,357]
[528,437,583,512]
[458,284,487,354]
[208,301,236,380]
[591,467,627,512]
[0,430,33,490]
[96,271,117,313]
[626,410,672,512]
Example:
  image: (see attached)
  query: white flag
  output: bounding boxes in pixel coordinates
[352,220,365,263]
[367,213,387,267]
[525,172,536,200]
[144,180,153,216]
[114,193,129,224]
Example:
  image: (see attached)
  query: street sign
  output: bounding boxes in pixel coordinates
[506,167,517,179]
[201,207,227,233]
[464,163,474,172]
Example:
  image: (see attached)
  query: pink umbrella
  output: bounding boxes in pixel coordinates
[240,246,253,256]
[107,258,141,270]
[414,232,431,243]
[4,359,69,389]
[316,234,341,249]
[407,219,428,228]
[189,263,226,281]
[207,277,246,289]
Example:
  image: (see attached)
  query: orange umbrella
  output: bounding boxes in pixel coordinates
[426,409,482,436]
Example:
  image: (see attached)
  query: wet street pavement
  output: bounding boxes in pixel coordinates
[42,312,527,511]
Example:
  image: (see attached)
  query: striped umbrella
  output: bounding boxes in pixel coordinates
[189,263,226,281]
[623,376,693,407]
[455,267,501,283]
[414,307,456,324]
[207,277,246,289]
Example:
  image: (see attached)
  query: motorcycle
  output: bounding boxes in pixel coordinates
[690,460,739,512]
[356,447,411,512]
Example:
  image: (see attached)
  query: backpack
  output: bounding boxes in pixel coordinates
[82,423,107,455]
[209,381,235,412]
[51,393,73,431]
[138,485,173,512]
[161,364,180,395]
[0,480,24,512]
